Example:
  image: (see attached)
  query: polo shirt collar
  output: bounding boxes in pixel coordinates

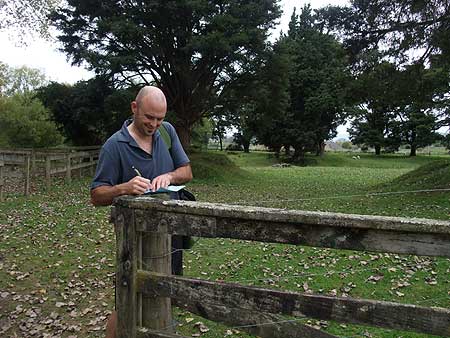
[116,118,161,146]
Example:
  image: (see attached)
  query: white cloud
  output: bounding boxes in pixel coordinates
[0,32,93,84]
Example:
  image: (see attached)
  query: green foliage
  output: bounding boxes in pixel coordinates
[190,118,213,152]
[0,94,64,147]
[340,141,353,149]
[349,60,446,156]
[249,39,291,155]
[282,6,351,158]
[37,78,136,145]
[316,0,450,68]
[0,62,48,96]
[51,0,281,148]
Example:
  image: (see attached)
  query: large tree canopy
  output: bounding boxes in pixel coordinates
[52,0,281,148]
[37,78,136,146]
[284,6,350,159]
[317,0,450,67]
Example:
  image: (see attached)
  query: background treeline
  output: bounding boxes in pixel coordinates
[1,0,449,158]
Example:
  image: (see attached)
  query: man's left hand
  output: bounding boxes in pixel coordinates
[151,173,172,191]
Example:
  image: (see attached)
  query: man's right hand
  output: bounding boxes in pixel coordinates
[125,176,152,195]
[90,176,152,206]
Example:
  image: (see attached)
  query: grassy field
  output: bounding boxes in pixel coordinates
[0,151,449,337]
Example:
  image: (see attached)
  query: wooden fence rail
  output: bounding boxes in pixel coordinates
[0,148,100,197]
[112,197,450,338]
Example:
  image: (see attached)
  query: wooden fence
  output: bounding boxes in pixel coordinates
[0,147,100,198]
[112,197,450,338]
[0,160,4,202]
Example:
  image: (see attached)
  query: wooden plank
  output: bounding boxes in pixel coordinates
[140,223,172,330]
[116,198,450,258]
[138,272,450,337]
[173,299,338,338]
[70,160,98,170]
[116,198,450,235]
[115,206,138,338]
[66,153,71,182]
[137,328,187,338]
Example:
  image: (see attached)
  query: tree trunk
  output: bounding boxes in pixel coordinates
[175,124,191,152]
[273,146,281,158]
[293,146,305,161]
[243,140,250,153]
[375,144,381,155]
[410,132,417,156]
[219,134,223,151]
[316,141,325,156]
[284,145,290,156]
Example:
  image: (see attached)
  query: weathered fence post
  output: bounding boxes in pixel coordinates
[24,154,31,196]
[45,155,51,189]
[115,206,138,338]
[31,150,36,176]
[140,220,172,330]
[79,154,83,179]
[66,152,71,182]
[90,153,95,176]
[0,160,4,202]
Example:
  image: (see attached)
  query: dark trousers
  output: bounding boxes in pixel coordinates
[171,235,184,275]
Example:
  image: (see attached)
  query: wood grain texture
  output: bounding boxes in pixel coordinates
[139,272,450,337]
[173,299,338,338]
[115,206,138,338]
[126,199,450,257]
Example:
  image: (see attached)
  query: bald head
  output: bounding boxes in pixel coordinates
[135,86,167,109]
[130,86,167,138]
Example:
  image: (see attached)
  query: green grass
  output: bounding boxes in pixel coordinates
[0,152,449,337]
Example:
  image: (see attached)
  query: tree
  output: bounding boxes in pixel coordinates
[0,94,64,148]
[253,41,291,157]
[284,6,350,159]
[0,62,48,96]
[0,63,62,148]
[389,63,447,156]
[51,0,281,149]
[316,0,450,67]
[348,61,401,155]
[37,78,136,145]
[0,0,59,41]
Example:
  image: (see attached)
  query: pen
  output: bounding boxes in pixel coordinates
[132,166,142,177]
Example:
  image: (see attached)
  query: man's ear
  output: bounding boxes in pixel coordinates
[131,101,137,114]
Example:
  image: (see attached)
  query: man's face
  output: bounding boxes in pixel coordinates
[131,100,166,137]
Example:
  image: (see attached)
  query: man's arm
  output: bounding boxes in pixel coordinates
[91,176,151,206]
[151,164,193,192]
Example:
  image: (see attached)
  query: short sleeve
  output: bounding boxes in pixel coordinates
[90,146,121,190]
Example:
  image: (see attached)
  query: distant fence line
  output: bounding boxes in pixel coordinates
[0,147,100,200]
[112,197,450,338]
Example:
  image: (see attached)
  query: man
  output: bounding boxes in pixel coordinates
[91,85,192,205]
[91,86,193,338]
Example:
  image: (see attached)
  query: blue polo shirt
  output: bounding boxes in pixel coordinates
[91,119,190,192]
